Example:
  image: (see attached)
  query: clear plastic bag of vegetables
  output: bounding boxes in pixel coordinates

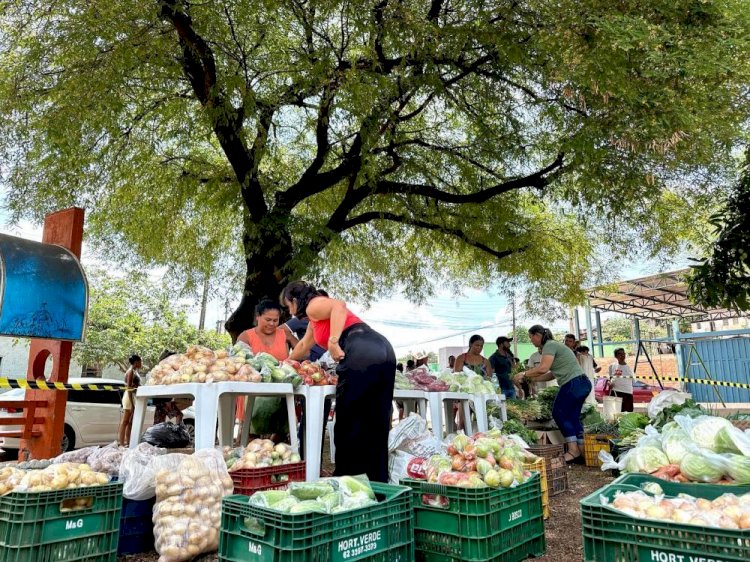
[153,449,234,562]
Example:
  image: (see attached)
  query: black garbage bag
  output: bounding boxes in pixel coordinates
[140,422,191,448]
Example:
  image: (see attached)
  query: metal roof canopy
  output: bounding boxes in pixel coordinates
[586,269,743,322]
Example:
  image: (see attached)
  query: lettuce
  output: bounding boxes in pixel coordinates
[714,426,750,456]
[661,428,692,464]
[689,417,734,451]
[618,413,650,438]
[679,450,724,483]
[624,447,669,474]
[723,454,750,484]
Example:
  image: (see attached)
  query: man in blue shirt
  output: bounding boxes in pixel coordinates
[490,336,517,399]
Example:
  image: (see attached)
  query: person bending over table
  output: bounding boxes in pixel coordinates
[515,325,591,464]
[283,281,396,483]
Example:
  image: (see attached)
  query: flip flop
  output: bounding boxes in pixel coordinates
[565,453,584,465]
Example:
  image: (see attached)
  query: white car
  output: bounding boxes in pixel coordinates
[0,377,195,453]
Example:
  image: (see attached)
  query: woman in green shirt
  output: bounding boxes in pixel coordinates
[514,325,591,464]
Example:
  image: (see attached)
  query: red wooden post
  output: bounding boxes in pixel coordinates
[20,207,85,460]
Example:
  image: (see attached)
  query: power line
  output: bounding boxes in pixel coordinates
[375,320,513,348]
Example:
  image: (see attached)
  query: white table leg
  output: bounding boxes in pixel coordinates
[194,387,219,450]
[473,398,488,433]
[462,401,473,435]
[129,395,148,448]
[302,389,324,482]
[217,392,235,447]
[428,394,443,440]
[240,396,253,446]
[285,394,298,453]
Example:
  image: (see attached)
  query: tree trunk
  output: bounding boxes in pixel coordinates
[224,216,295,342]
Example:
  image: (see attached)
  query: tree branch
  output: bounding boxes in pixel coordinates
[340,211,525,261]
[375,152,565,204]
[157,0,268,220]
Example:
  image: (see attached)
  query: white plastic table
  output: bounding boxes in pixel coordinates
[293,385,337,482]
[130,382,297,452]
[470,393,507,433]
[425,391,473,439]
[393,389,428,418]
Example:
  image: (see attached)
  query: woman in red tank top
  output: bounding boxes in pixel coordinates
[282,281,396,483]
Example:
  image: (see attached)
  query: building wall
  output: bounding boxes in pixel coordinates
[0,337,123,381]
[691,317,750,333]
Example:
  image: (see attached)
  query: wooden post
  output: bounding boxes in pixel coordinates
[20,208,85,460]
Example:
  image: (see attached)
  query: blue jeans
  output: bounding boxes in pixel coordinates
[552,375,592,445]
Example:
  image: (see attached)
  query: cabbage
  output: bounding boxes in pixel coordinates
[723,454,750,484]
[714,426,750,456]
[688,416,733,451]
[334,475,376,499]
[679,450,724,483]
[661,429,692,464]
[624,447,669,474]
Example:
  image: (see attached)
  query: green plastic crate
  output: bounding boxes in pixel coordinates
[581,473,750,562]
[0,481,123,562]
[415,534,546,562]
[401,472,543,538]
[416,516,544,561]
[218,481,414,562]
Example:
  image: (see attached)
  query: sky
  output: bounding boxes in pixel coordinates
[0,199,692,358]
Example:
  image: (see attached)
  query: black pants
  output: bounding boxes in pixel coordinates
[333,324,396,483]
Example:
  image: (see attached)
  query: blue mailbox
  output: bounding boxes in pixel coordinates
[0,234,88,341]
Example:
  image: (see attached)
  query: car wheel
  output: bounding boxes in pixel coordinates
[183,420,195,446]
[61,425,76,453]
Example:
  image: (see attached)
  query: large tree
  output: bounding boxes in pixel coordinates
[1,1,748,338]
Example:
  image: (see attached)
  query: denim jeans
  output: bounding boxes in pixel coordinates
[552,375,592,445]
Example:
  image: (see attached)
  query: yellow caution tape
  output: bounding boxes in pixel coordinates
[0,378,132,391]
[612,374,750,389]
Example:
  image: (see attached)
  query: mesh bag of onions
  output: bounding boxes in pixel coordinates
[153,449,234,562]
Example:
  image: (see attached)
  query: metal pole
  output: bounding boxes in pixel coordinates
[595,311,604,358]
[633,318,641,357]
[574,308,581,341]
[672,319,685,380]
[585,302,594,352]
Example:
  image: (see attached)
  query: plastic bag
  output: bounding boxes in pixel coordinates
[119,443,169,500]
[141,422,191,448]
[388,450,428,484]
[647,390,692,419]
[53,446,99,464]
[153,449,234,562]
[87,441,127,476]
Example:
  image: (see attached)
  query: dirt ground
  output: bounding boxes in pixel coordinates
[117,464,613,562]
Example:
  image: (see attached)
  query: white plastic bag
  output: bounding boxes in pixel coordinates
[119,443,170,500]
[153,449,234,562]
[388,450,428,484]
[647,390,692,419]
